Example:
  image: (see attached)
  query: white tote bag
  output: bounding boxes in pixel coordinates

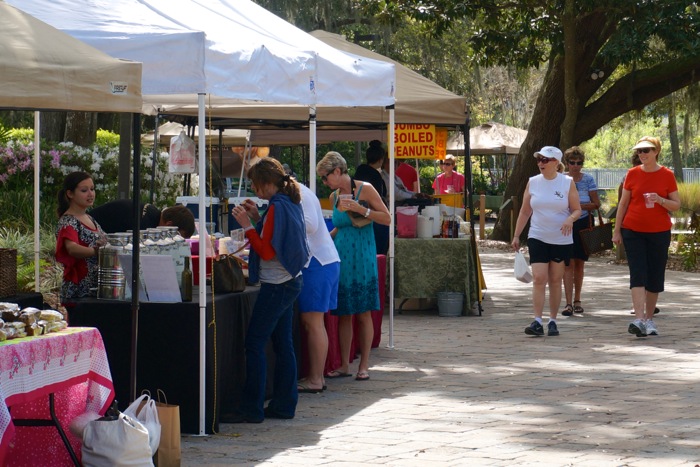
[82,412,154,467]
[124,393,162,457]
[514,251,533,283]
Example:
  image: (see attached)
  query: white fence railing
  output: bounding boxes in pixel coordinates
[587,168,700,190]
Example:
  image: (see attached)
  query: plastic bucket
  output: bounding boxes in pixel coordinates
[437,292,463,317]
[396,206,418,238]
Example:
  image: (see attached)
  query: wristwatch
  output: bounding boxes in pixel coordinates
[363,207,371,218]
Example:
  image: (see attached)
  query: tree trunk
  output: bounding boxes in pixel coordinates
[65,112,97,147]
[40,112,66,143]
[97,113,120,133]
[559,0,578,150]
[668,93,683,182]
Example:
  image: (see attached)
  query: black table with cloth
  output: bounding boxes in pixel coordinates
[67,286,260,434]
[1,293,44,310]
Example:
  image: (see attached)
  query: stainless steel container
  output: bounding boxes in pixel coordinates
[97,234,127,300]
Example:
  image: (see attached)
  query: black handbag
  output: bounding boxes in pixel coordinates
[212,243,247,293]
[579,210,613,256]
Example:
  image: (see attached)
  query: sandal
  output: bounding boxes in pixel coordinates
[562,304,574,317]
[297,380,324,394]
[573,301,584,314]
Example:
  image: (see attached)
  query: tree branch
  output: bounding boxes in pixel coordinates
[576,57,700,142]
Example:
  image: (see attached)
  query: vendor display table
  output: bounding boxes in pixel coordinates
[394,238,477,314]
[68,287,259,434]
[1,327,115,466]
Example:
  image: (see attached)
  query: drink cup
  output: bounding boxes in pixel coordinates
[338,194,353,211]
[644,193,654,208]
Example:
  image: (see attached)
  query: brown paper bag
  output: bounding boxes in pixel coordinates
[154,389,181,467]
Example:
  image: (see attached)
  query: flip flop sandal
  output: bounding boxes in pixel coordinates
[325,370,352,379]
[297,381,324,394]
[355,372,370,381]
[562,304,574,316]
[573,301,584,314]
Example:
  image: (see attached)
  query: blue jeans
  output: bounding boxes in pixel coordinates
[239,275,303,421]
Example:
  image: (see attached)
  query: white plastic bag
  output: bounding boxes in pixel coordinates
[169,130,196,174]
[82,412,154,467]
[124,393,162,457]
[514,251,533,283]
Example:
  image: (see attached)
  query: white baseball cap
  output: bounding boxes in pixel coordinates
[533,146,563,161]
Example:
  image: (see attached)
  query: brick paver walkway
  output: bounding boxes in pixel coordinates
[181,247,700,466]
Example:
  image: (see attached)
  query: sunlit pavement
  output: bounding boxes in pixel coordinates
[182,247,700,466]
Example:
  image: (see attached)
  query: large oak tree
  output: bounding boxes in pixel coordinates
[361,0,700,240]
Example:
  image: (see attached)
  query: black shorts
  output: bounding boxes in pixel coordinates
[571,215,591,261]
[527,238,573,266]
[622,228,671,293]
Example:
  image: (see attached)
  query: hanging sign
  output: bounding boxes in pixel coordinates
[394,124,447,160]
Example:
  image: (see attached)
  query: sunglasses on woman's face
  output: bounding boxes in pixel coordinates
[635,148,653,154]
[536,156,555,164]
[440,161,454,166]
[320,168,334,182]
[568,160,583,166]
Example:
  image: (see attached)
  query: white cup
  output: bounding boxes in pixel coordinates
[643,193,654,208]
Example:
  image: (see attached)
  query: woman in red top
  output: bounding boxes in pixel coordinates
[55,171,107,301]
[612,136,681,338]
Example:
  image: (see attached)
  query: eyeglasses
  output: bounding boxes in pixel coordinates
[320,168,334,182]
[635,148,653,154]
[440,161,454,166]
[568,161,583,166]
[536,157,555,164]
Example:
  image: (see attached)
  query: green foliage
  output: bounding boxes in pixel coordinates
[0,126,10,145]
[677,183,700,214]
[0,132,184,231]
[580,115,671,168]
[8,128,34,144]
[95,129,121,148]
[0,227,62,292]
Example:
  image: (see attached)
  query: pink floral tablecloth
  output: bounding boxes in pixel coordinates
[0,327,115,465]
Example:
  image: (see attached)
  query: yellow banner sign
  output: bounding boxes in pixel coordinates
[394,124,447,160]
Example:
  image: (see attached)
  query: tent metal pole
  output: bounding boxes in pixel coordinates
[149,113,160,203]
[309,106,317,193]
[130,112,141,403]
[34,112,40,292]
[197,93,207,436]
[388,106,395,349]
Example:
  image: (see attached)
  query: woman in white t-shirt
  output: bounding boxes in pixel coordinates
[511,146,582,337]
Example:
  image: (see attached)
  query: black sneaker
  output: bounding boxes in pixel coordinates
[524,320,544,336]
[547,321,559,336]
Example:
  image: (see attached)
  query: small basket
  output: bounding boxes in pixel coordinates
[0,249,18,298]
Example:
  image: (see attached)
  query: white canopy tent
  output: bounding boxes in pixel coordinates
[0,1,142,295]
[8,0,396,436]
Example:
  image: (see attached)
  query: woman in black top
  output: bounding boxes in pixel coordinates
[354,140,389,254]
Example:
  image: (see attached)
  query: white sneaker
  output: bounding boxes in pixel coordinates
[628,319,647,337]
[645,320,659,336]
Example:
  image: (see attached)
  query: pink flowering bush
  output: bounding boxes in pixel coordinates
[0,130,183,228]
